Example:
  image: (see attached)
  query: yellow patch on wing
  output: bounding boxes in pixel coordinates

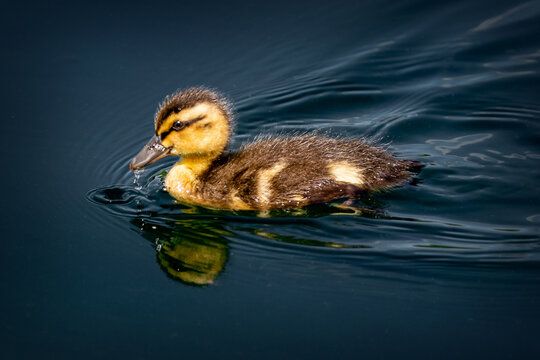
[229,189,253,211]
[327,161,365,185]
[290,195,305,202]
[257,161,287,205]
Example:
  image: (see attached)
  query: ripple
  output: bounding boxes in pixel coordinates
[470,1,540,33]
[427,133,493,155]
[88,186,143,206]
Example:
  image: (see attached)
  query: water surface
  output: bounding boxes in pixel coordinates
[1,0,540,359]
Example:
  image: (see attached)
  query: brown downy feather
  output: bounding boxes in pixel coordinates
[196,134,417,210]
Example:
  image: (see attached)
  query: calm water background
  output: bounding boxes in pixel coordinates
[2,0,540,358]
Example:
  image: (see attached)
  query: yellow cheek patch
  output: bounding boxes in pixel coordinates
[157,103,230,155]
[327,161,365,185]
[161,137,173,148]
[257,161,287,205]
[157,102,229,155]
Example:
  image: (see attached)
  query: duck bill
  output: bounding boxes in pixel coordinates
[129,135,171,171]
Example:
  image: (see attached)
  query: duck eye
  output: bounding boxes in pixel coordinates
[172,120,185,130]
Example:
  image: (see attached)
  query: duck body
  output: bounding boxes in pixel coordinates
[130,88,419,211]
[165,135,415,210]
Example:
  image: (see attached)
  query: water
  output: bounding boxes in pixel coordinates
[2,0,540,358]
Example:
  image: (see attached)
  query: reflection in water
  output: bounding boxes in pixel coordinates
[133,218,231,286]
[128,201,383,285]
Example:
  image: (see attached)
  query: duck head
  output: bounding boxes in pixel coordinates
[130,88,232,170]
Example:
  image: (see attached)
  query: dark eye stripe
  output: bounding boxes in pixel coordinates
[159,115,207,141]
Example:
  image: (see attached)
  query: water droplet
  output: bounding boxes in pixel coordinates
[133,169,144,191]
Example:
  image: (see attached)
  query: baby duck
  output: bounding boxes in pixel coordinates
[130,88,419,210]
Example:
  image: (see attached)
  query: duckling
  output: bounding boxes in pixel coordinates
[130,88,420,210]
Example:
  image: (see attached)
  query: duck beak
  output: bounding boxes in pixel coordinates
[129,135,171,171]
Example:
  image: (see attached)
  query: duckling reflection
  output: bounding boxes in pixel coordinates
[130,204,384,285]
[132,217,231,286]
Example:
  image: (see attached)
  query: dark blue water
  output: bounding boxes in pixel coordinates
[2,0,540,358]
